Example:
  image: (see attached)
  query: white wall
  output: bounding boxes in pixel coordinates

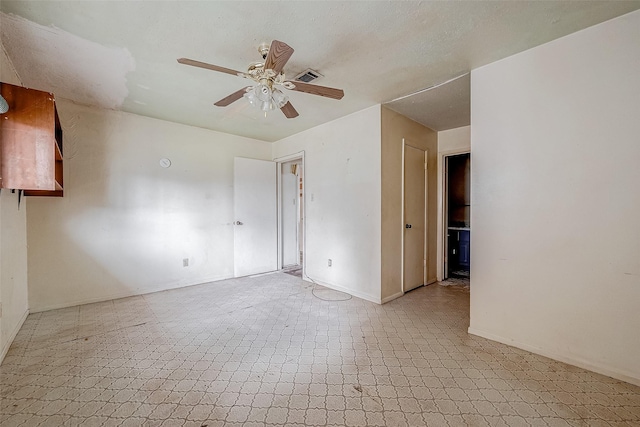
[27,101,271,312]
[272,106,382,303]
[0,190,27,364]
[470,10,640,385]
[0,42,29,363]
[438,126,470,154]
[436,126,470,280]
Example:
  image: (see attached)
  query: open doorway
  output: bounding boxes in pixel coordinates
[278,156,304,277]
[444,153,470,281]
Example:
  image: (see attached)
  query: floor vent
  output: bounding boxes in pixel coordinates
[294,69,323,83]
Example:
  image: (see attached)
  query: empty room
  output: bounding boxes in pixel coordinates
[1,2,639,426]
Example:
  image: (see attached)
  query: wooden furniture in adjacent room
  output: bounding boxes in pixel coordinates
[448,227,470,277]
[0,82,63,197]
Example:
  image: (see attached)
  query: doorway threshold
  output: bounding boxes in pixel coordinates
[282,265,302,278]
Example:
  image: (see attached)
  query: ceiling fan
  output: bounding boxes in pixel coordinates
[177,40,344,119]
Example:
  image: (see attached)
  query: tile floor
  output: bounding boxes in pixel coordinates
[1,273,639,426]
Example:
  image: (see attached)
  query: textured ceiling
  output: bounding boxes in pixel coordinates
[1,1,639,142]
[385,74,470,132]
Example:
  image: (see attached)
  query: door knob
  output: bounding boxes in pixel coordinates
[235,221,243,225]
[405,224,412,228]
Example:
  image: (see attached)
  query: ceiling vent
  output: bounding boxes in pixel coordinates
[294,69,323,83]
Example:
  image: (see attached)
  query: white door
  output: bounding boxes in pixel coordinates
[281,167,298,266]
[403,144,427,292]
[234,157,277,277]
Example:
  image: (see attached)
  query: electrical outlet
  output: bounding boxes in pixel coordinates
[183,258,189,267]
[328,259,332,267]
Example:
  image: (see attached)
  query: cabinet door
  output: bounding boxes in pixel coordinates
[459,230,471,269]
[448,231,460,271]
[0,84,56,190]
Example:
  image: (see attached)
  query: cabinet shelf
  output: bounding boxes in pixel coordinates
[55,140,63,161]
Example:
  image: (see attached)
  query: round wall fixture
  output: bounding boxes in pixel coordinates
[159,158,171,168]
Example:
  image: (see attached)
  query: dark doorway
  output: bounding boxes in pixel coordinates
[446,153,470,279]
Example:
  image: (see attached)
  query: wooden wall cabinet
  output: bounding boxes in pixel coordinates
[0,82,63,197]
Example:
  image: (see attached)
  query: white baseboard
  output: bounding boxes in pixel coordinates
[381,291,404,304]
[0,308,29,365]
[381,279,438,305]
[303,275,381,304]
[468,327,640,387]
[30,274,234,313]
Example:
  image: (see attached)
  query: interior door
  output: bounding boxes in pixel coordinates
[234,157,277,277]
[403,144,427,292]
[281,166,298,266]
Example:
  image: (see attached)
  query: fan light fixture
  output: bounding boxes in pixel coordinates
[244,84,288,113]
[177,39,344,120]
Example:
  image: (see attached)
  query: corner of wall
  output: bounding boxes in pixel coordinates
[0,308,28,365]
[0,39,29,366]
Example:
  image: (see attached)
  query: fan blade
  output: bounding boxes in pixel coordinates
[177,58,244,77]
[264,40,294,75]
[280,101,299,119]
[214,87,251,107]
[285,81,344,100]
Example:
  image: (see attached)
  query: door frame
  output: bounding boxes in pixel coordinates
[274,151,305,276]
[437,148,470,281]
[401,139,428,293]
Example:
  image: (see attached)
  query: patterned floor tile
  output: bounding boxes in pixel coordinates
[1,273,638,426]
